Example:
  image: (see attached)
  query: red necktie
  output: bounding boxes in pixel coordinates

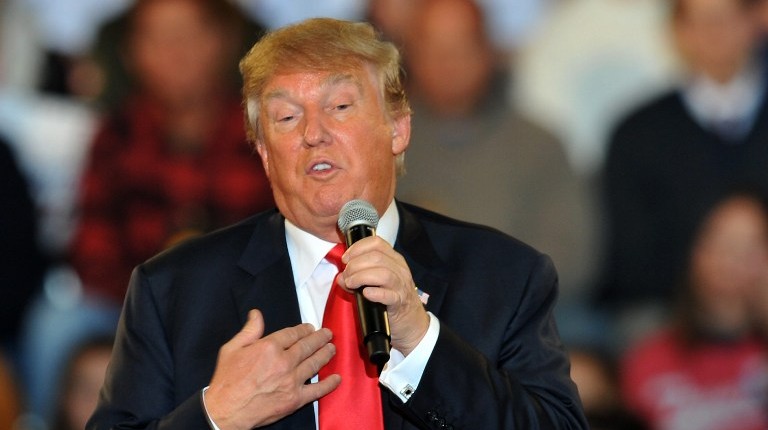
[318,243,384,430]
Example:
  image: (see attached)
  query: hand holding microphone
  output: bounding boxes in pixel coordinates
[337,200,430,365]
[337,200,391,367]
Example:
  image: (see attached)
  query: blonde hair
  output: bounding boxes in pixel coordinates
[239,18,410,173]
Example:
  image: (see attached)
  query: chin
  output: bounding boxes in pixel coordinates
[312,194,351,217]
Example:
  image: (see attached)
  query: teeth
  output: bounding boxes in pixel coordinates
[312,163,332,171]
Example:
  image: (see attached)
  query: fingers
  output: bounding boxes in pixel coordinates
[340,245,413,302]
[251,318,335,380]
[295,341,336,381]
[230,309,328,367]
[360,283,397,304]
[304,373,341,403]
[284,327,333,365]
[230,309,266,347]
[269,321,322,351]
[207,319,339,428]
[341,236,396,265]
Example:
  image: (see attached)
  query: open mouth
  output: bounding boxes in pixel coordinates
[307,159,338,176]
[311,162,332,172]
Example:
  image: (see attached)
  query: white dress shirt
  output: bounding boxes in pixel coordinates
[203,200,440,429]
[681,63,765,141]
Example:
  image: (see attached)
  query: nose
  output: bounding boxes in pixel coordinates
[302,110,331,147]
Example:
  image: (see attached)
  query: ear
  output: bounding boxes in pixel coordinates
[391,114,411,156]
[254,139,271,179]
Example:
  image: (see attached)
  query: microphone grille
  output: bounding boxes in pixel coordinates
[337,199,380,232]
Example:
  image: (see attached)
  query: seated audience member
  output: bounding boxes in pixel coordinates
[599,0,768,336]
[395,0,598,300]
[620,190,768,430]
[87,17,587,429]
[50,337,113,430]
[70,0,274,309]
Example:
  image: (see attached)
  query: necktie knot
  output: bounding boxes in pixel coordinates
[325,243,346,271]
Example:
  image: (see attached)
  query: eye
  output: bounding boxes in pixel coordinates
[336,103,351,111]
[278,115,295,122]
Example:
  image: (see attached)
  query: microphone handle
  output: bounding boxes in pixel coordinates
[344,224,392,368]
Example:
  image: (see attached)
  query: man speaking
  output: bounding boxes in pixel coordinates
[88,17,586,430]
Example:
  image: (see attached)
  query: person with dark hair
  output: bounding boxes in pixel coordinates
[69,0,273,305]
[88,17,586,430]
[620,190,768,430]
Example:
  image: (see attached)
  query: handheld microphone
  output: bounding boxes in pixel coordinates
[337,199,391,368]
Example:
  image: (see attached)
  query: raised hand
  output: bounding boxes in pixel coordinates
[205,309,341,429]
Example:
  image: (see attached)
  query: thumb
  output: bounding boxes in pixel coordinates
[233,309,265,346]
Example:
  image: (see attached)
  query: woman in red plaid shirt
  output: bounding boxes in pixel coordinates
[70,0,274,305]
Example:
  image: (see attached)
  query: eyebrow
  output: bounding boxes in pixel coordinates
[262,72,364,103]
[325,73,363,93]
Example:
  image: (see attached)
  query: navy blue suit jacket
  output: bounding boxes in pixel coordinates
[88,202,587,429]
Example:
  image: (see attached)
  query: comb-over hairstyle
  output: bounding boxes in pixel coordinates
[239,18,410,143]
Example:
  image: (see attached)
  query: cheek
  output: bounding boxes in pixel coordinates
[356,131,395,172]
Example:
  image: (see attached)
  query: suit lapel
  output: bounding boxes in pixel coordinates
[394,202,449,318]
[231,210,303,335]
[229,210,317,429]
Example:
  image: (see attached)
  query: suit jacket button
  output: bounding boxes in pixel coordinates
[426,411,438,422]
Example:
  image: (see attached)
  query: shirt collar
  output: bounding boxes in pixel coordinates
[285,200,399,288]
[682,62,765,127]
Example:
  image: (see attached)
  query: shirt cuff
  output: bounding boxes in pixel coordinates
[200,386,222,430]
[379,311,440,403]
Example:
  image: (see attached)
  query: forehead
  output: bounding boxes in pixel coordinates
[677,0,745,17]
[262,64,382,102]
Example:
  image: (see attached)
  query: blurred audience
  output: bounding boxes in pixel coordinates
[620,190,768,430]
[512,0,680,176]
[598,0,768,340]
[234,0,367,30]
[0,0,97,297]
[70,0,273,322]
[90,0,267,111]
[50,336,113,430]
[366,0,423,47]
[395,0,599,302]
[0,0,45,92]
[17,0,274,421]
[12,0,129,58]
[0,136,44,350]
[569,346,648,430]
[369,0,549,58]
[475,0,554,56]
[0,352,22,430]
